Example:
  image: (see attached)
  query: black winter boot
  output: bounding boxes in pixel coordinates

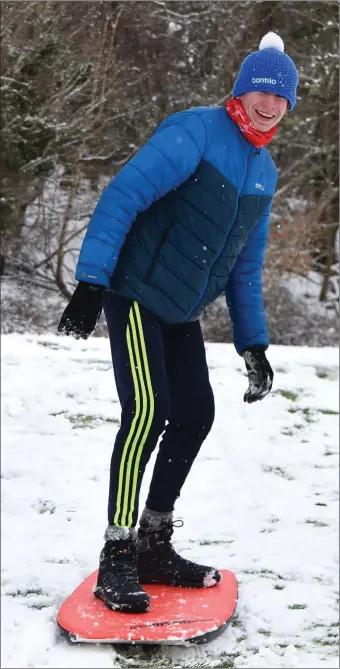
[94,526,150,613]
[137,509,221,588]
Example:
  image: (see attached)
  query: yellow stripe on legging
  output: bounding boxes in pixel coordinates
[114,302,154,528]
[120,306,148,526]
[127,303,155,527]
[113,318,140,526]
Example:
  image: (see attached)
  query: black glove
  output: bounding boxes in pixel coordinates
[242,345,274,404]
[57,281,104,340]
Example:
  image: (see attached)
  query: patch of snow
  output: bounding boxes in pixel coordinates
[282,271,339,315]
[1,334,338,668]
[203,570,219,588]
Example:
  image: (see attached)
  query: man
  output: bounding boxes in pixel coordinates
[58,32,298,613]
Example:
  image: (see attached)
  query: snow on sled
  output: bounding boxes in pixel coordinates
[57,569,238,646]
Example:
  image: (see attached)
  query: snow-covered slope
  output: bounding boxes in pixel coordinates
[1,335,339,668]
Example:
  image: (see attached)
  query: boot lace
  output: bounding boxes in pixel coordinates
[106,542,139,584]
[155,519,184,555]
[117,560,139,584]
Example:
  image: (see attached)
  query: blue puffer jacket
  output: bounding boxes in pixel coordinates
[76,106,278,353]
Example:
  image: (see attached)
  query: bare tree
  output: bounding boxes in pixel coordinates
[1,1,338,344]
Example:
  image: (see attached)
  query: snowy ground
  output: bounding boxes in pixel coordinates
[1,334,339,669]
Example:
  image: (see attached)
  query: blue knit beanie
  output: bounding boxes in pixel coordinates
[232,32,299,111]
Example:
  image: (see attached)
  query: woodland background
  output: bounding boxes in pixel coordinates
[1,0,339,345]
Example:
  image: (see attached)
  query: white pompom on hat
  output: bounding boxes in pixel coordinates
[259,32,284,52]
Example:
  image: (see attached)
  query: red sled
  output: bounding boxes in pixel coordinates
[57,569,238,646]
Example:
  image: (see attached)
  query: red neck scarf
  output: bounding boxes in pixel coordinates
[225,97,277,148]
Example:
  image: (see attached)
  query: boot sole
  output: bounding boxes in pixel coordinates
[138,574,221,588]
[94,586,150,614]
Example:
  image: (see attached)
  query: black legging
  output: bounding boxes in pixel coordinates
[104,292,215,528]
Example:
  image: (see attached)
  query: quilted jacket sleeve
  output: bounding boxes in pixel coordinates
[225,200,272,355]
[75,112,206,287]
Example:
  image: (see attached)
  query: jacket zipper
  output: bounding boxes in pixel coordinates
[184,146,259,321]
